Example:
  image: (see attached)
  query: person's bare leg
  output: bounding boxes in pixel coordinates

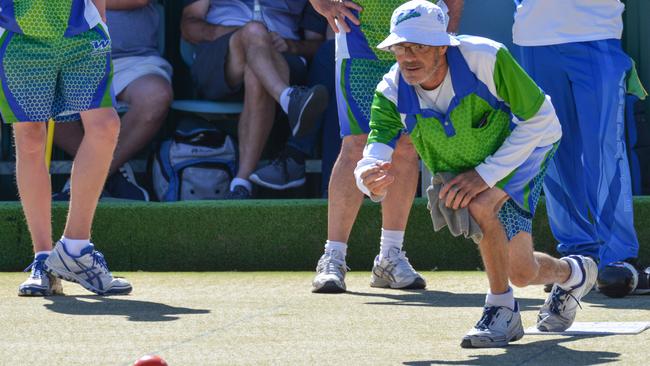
[381,135,419,230]
[227,22,289,100]
[468,188,511,294]
[236,65,280,180]
[64,108,119,239]
[108,74,173,174]
[327,134,366,242]
[13,122,52,252]
[508,232,571,288]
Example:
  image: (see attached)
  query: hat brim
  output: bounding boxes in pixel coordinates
[377,30,460,51]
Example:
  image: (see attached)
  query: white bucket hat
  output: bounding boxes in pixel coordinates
[377,0,460,51]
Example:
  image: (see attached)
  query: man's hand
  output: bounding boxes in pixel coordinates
[360,161,395,198]
[309,0,362,33]
[270,32,289,52]
[439,169,488,209]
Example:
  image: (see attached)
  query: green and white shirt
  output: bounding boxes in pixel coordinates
[0,0,102,38]
[355,36,562,200]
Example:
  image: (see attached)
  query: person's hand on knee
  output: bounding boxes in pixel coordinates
[439,169,488,209]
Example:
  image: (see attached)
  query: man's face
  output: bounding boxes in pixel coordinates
[390,43,448,87]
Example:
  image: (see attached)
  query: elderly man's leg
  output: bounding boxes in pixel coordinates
[226,66,277,199]
[371,135,425,289]
[228,23,327,136]
[103,75,173,200]
[109,74,172,174]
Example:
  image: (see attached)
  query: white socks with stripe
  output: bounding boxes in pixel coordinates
[486,287,516,310]
[324,240,347,257]
[62,236,91,257]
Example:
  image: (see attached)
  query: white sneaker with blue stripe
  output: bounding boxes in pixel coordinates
[461,302,524,348]
[18,253,63,296]
[45,241,132,295]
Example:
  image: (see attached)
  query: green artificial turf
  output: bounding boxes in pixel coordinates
[0,272,648,365]
[0,197,649,271]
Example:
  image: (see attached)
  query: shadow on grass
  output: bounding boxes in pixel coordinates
[582,292,650,310]
[43,295,210,322]
[403,335,619,365]
[346,290,544,311]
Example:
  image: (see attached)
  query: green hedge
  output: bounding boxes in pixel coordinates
[1,197,649,271]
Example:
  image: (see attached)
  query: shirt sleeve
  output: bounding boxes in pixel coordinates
[474,46,562,187]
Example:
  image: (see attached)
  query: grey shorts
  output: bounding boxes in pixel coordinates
[192,31,308,101]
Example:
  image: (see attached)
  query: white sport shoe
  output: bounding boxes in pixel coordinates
[45,241,132,295]
[461,302,524,348]
[312,250,348,293]
[537,255,598,332]
[18,254,63,296]
[370,248,426,289]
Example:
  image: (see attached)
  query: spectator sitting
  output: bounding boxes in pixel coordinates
[53,0,174,201]
[181,0,328,199]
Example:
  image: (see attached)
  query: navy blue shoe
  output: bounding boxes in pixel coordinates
[104,163,150,201]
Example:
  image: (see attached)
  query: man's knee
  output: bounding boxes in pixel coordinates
[338,135,367,164]
[238,22,271,46]
[13,124,46,155]
[468,198,495,224]
[85,114,120,143]
[393,137,418,165]
[510,261,540,288]
[129,79,173,122]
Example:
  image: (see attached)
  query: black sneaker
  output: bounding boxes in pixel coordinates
[250,148,306,190]
[626,258,650,295]
[104,163,150,201]
[224,185,251,200]
[287,85,328,138]
[52,179,71,201]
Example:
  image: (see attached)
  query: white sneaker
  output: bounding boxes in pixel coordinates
[370,248,426,289]
[312,250,348,293]
[461,302,524,348]
[18,254,63,296]
[537,255,598,332]
[45,241,132,295]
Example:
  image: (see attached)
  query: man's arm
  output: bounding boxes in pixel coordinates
[106,0,149,10]
[443,0,464,34]
[93,0,106,21]
[181,0,237,44]
[281,30,324,58]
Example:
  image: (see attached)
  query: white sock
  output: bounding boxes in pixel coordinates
[485,287,515,310]
[279,87,293,114]
[379,229,404,259]
[34,251,51,259]
[230,178,252,193]
[324,240,347,257]
[62,236,91,257]
[558,257,583,290]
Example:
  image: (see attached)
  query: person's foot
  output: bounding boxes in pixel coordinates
[537,255,597,332]
[287,85,328,138]
[370,248,426,289]
[461,302,524,348]
[45,241,132,295]
[224,185,252,199]
[312,249,348,293]
[104,163,150,201]
[250,148,306,190]
[18,254,63,296]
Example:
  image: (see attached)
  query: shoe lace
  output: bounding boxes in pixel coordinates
[386,250,416,274]
[317,252,349,275]
[475,305,499,330]
[549,287,582,314]
[23,259,45,279]
[91,250,111,274]
[271,149,291,167]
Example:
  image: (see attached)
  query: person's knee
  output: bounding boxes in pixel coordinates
[239,22,271,46]
[339,135,366,164]
[468,198,495,224]
[130,81,173,123]
[14,124,46,156]
[510,261,540,288]
[85,114,120,143]
[393,138,418,165]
